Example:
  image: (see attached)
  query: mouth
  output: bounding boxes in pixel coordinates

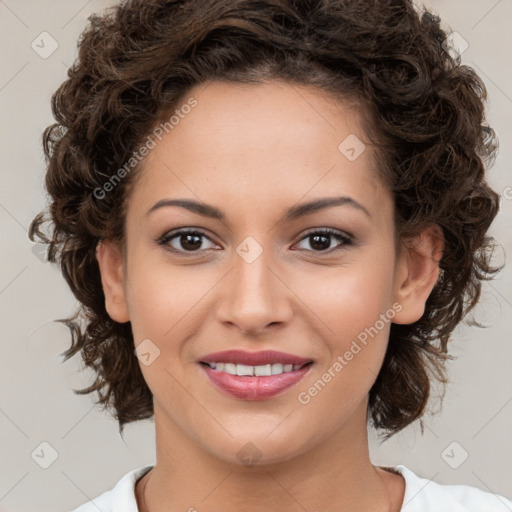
[198,350,314,400]
[199,360,312,376]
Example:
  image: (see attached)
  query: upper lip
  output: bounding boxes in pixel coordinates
[199,350,313,367]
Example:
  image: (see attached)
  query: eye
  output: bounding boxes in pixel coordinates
[293,228,352,253]
[157,229,219,254]
[157,227,353,255]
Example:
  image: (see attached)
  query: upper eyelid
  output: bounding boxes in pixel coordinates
[300,227,352,240]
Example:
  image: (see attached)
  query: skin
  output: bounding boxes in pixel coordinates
[96,80,443,512]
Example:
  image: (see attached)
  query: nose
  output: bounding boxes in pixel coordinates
[215,244,293,337]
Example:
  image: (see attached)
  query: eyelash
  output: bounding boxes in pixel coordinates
[157,228,353,256]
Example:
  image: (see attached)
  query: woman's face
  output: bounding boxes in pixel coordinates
[99,80,432,467]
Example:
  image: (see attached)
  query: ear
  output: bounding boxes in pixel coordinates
[392,225,444,325]
[95,239,130,323]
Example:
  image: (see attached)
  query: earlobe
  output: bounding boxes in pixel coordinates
[392,225,444,325]
[95,239,130,323]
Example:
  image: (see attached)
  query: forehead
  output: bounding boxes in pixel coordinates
[127,80,390,223]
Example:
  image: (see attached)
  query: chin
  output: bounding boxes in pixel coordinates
[206,432,311,469]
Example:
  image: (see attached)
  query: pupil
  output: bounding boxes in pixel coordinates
[311,234,330,251]
[182,233,202,250]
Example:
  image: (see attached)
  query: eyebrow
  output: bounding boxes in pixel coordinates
[146,196,371,221]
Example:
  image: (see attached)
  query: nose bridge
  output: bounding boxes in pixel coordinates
[217,235,291,333]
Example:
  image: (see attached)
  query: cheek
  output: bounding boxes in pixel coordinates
[291,253,396,404]
[125,259,207,395]
[296,257,396,346]
[125,253,212,341]
[295,270,394,430]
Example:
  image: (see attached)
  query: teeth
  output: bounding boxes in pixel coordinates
[237,364,254,376]
[207,362,306,376]
[255,364,271,376]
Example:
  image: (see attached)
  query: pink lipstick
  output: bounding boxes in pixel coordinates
[199,350,313,400]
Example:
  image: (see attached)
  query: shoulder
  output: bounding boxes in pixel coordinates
[68,465,153,512]
[388,465,512,512]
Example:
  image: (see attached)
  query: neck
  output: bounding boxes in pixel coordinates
[137,401,404,512]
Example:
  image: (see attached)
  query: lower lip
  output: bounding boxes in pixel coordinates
[200,363,312,400]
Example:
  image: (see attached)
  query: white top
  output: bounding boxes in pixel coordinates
[69,464,512,512]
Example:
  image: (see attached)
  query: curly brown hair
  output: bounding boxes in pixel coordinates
[29,0,500,439]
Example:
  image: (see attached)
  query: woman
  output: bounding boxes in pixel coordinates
[29,0,511,510]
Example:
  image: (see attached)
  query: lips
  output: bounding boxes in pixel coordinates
[198,350,313,400]
[199,349,312,367]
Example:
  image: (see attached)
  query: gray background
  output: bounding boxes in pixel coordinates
[0,1,511,510]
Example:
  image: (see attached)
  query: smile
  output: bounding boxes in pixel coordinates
[198,349,314,400]
[202,362,309,376]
